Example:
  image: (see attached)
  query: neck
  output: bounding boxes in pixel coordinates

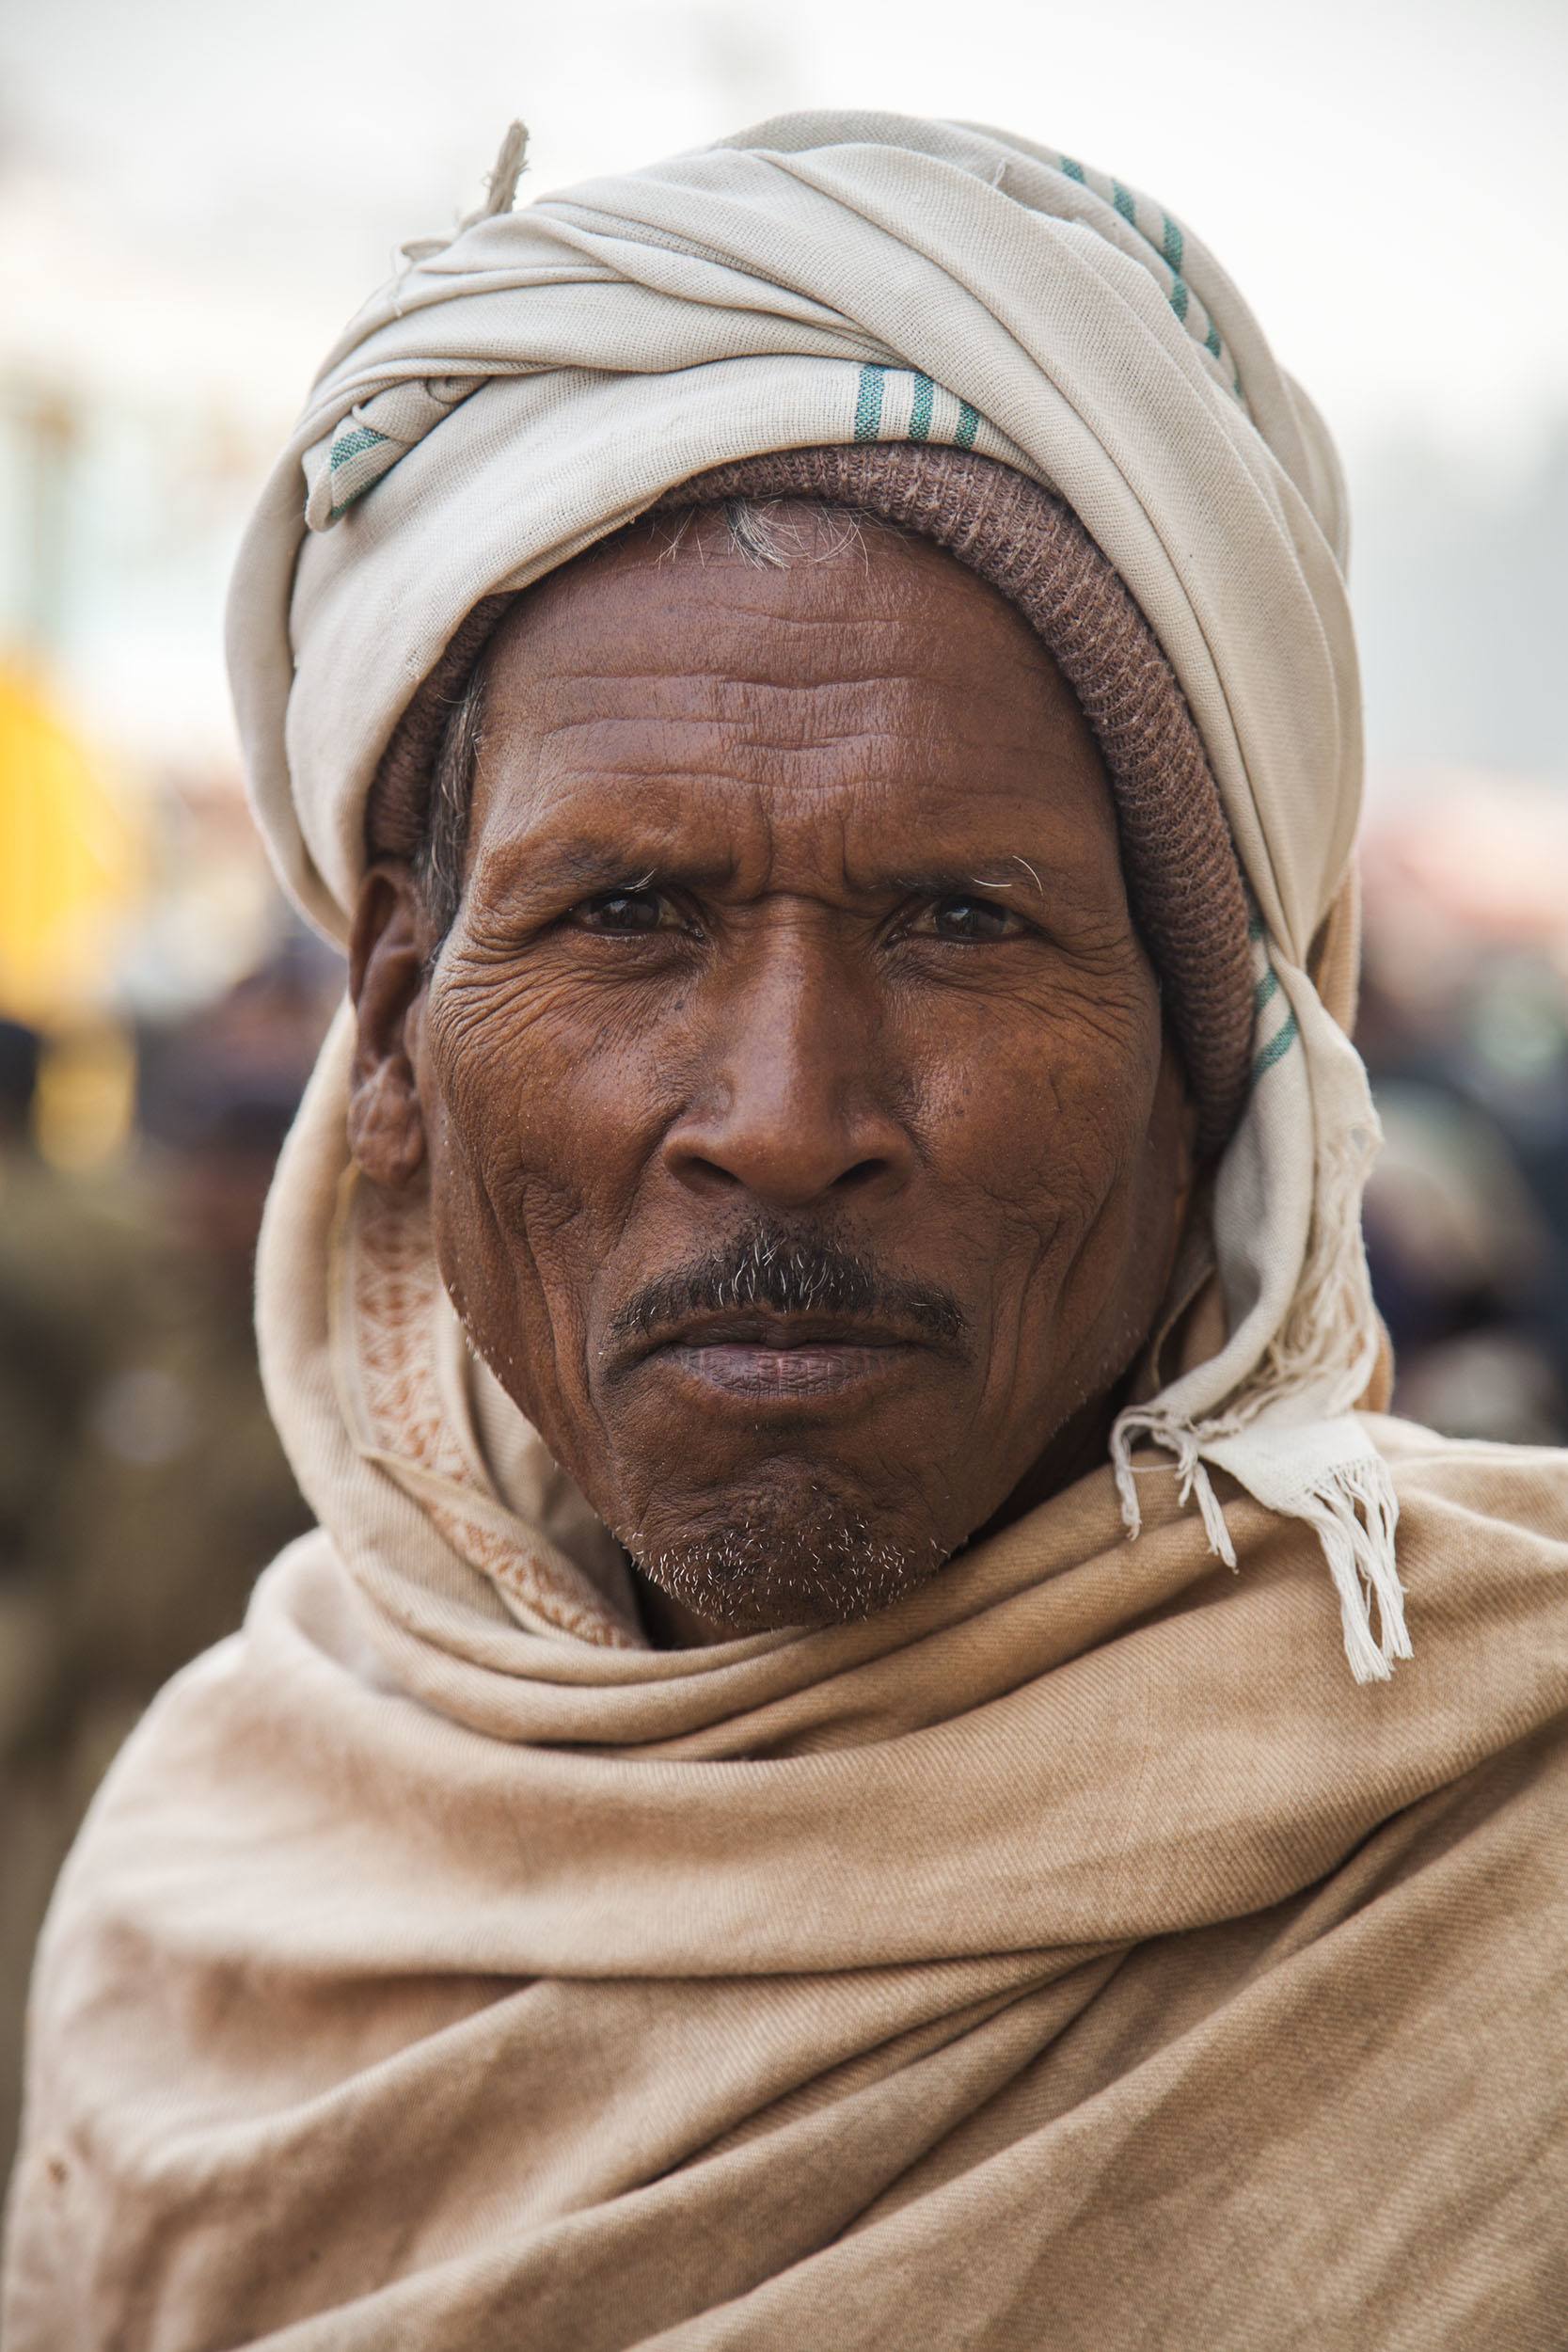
[633,1576,733,1649]
[974,1380,1124,1545]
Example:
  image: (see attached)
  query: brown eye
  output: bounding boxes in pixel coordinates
[573,888,670,934]
[927,896,1020,942]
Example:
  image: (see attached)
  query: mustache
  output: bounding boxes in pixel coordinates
[605,1222,971,1354]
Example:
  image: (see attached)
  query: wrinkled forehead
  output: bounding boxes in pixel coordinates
[491,500,1083,694]
[468,501,1117,861]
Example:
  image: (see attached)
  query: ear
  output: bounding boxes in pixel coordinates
[347,863,432,1188]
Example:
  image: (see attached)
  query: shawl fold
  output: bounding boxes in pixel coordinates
[5,1421,1567,2347]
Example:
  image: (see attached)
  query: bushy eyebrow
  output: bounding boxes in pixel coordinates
[483,835,1058,910]
[885,862,1049,900]
[484,838,736,903]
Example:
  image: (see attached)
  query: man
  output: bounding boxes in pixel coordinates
[6,113,1566,2350]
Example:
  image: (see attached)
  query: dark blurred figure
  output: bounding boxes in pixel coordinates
[0,946,333,2183]
[0,1020,74,1578]
[1363,1073,1568,1443]
[1359,892,1568,1446]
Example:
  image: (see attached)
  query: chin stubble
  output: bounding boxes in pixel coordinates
[612,1500,952,1635]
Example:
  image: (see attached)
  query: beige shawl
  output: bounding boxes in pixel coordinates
[6,1375,1567,2344]
[7,114,1568,2350]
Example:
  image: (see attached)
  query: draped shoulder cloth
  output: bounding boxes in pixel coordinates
[7,113,1568,2352]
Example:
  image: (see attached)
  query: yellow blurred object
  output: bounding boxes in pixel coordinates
[33,1022,137,1170]
[0,661,142,1025]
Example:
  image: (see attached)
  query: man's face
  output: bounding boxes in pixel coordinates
[351,505,1193,1637]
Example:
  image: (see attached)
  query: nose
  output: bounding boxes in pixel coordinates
[662,934,915,1212]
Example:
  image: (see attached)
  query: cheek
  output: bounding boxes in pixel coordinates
[911,973,1170,1419]
[429,963,620,1186]
[416,963,678,1382]
[914,974,1164,1244]
[419,977,591,1336]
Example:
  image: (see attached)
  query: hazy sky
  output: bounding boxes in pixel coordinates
[1,0,1563,785]
[5,0,1566,459]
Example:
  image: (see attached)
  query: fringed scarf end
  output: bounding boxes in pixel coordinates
[1113,1405,1411,1683]
[1288,1451,1410,1685]
[1110,1409,1239,1567]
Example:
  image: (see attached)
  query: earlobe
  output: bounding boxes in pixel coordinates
[347,1059,427,1187]
[347,865,432,1190]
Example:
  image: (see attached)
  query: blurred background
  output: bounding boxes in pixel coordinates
[1,0,1564,2171]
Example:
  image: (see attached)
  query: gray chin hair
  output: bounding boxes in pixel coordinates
[614,1506,952,1636]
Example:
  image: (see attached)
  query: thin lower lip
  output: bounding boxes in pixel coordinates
[661,1340,916,1402]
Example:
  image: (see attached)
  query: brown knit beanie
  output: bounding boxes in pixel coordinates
[368,444,1256,1157]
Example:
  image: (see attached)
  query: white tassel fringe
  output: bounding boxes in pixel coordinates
[1289,1453,1410,1685]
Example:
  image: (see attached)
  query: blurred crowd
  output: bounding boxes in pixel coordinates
[0,920,338,2173]
[1359,786,1568,1448]
[1,753,1565,2181]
